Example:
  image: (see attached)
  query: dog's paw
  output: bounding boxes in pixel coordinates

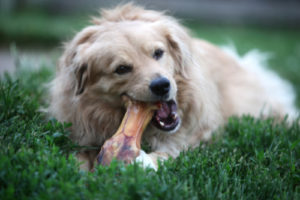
[134,150,158,171]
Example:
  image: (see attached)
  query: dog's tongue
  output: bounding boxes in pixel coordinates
[156,102,171,118]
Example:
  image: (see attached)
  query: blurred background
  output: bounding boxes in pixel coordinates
[0,0,300,105]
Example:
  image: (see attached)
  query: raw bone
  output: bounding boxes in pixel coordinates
[97,98,156,166]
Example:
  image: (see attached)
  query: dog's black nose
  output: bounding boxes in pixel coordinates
[149,77,170,97]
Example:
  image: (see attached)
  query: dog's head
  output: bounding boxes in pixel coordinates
[60,4,192,133]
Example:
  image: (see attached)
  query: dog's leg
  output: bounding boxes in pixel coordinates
[77,150,99,171]
[135,150,169,171]
[77,151,91,171]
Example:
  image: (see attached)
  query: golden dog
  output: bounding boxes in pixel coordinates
[49,4,297,170]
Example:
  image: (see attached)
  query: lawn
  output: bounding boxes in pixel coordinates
[0,11,300,199]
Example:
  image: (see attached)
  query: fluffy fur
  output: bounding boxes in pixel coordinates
[48,4,297,170]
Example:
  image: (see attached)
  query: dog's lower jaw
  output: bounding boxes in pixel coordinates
[154,118,181,135]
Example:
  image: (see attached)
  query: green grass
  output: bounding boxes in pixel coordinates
[0,66,299,199]
[1,11,300,199]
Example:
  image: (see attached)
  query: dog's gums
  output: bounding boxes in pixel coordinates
[97,98,157,166]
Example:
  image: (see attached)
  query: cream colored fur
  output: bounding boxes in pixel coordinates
[48,4,297,170]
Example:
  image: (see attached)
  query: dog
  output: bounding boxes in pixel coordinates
[48,4,297,171]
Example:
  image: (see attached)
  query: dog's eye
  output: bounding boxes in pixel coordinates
[153,49,164,60]
[115,65,133,75]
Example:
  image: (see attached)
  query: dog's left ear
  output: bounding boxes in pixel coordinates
[163,23,192,78]
[74,64,88,95]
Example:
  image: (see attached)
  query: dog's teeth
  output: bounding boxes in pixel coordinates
[171,113,177,120]
[159,121,165,126]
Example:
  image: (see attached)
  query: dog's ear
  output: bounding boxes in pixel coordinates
[75,64,88,95]
[59,26,99,95]
[163,22,192,78]
[166,33,184,69]
[60,26,99,68]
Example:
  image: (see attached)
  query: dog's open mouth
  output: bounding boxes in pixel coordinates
[151,100,180,132]
[122,95,181,132]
